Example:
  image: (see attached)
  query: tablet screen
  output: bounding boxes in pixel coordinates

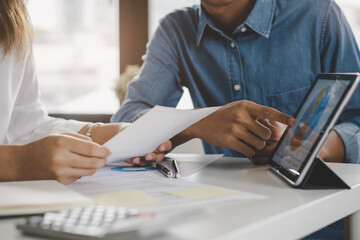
[271,78,351,177]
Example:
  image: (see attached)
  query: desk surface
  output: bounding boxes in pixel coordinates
[2,157,360,240]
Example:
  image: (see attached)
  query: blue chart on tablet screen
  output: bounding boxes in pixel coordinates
[272,79,350,171]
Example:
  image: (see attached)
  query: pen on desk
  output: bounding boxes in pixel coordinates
[172,159,182,179]
[156,163,174,178]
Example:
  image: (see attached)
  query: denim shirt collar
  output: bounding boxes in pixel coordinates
[197,0,276,46]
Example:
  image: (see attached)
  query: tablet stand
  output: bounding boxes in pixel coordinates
[298,157,350,189]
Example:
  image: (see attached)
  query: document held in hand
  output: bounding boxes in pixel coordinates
[104,106,220,163]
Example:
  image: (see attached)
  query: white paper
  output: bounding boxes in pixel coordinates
[104,106,219,163]
[163,154,223,177]
[68,165,267,213]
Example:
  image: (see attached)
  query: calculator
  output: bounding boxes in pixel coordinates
[17,205,203,240]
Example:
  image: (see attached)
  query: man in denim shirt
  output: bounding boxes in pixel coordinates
[113,0,360,238]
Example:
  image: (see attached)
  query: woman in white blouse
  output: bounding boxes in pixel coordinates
[0,0,171,184]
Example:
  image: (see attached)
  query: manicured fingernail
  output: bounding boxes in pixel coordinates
[146,155,153,161]
[159,145,165,151]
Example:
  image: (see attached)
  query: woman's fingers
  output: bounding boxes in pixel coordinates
[65,152,106,169]
[59,135,111,158]
[61,132,92,142]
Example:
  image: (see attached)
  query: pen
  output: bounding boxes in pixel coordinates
[172,159,182,179]
[156,163,174,178]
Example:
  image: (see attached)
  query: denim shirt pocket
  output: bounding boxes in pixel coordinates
[266,85,311,116]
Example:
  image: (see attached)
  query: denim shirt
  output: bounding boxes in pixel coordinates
[112,0,360,163]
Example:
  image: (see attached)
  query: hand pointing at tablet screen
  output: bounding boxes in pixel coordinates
[172,100,296,159]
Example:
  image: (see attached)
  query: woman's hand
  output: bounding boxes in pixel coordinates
[128,140,173,166]
[15,133,111,184]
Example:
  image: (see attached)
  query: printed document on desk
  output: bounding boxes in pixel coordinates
[68,165,267,213]
[104,106,219,163]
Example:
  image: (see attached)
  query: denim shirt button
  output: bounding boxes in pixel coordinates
[233,84,241,91]
[230,42,236,48]
[240,27,247,33]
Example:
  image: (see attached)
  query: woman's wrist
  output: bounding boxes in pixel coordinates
[78,124,92,136]
[89,123,126,145]
[0,145,24,181]
[85,123,103,138]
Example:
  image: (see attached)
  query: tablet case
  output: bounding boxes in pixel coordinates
[298,157,350,189]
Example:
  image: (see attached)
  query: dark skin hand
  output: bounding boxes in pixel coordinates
[172,100,296,159]
[250,119,346,164]
[249,118,287,164]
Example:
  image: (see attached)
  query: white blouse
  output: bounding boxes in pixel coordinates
[0,48,87,145]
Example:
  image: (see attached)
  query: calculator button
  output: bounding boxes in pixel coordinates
[17,206,153,240]
[79,219,89,225]
[52,223,63,231]
[89,220,102,226]
[128,209,139,216]
[40,223,51,229]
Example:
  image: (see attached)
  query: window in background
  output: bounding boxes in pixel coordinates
[337,0,360,43]
[27,0,119,114]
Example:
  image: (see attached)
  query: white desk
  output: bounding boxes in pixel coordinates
[2,157,360,240]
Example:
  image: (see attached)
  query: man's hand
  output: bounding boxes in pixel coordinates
[250,118,288,164]
[183,100,296,158]
[127,140,173,166]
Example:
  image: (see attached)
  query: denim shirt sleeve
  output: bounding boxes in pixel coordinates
[111,17,184,123]
[320,2,360,163]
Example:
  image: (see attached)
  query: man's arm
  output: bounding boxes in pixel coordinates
[111,16,184,123]
[320,2,360,163]
[318,130,345,163]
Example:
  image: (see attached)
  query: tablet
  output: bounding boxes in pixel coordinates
[268,73,360,187]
